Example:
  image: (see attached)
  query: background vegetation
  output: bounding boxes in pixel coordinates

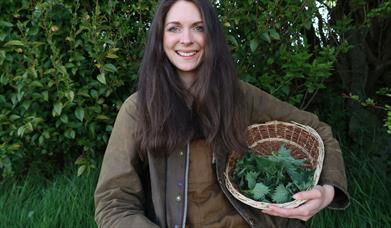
[0,0,390,227]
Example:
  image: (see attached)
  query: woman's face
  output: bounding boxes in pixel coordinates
[163,1,205,80]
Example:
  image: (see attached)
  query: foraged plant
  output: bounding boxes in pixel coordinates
[232,145,314,204]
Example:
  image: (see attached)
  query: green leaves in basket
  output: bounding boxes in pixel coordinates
[251,183,270,200]
[246,171,258,189]
[269,146,305,170]
[288,168,314,190]
[272,184,290,203]
[232,145,315,204]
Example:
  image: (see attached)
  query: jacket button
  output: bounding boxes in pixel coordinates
[176,195,182,202]
[179,151,184,156]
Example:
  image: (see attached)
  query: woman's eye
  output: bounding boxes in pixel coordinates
[167,26,180,32]
[194,25,204,32]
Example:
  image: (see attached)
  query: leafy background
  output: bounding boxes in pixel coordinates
[0,0,390,227]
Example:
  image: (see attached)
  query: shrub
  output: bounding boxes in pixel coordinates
[216,0,340,107]
[0,0,338,178]
[0,0,157,177]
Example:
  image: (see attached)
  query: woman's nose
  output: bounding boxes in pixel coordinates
[180,29,193,45]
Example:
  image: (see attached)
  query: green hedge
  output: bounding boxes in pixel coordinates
[0,0,340,178]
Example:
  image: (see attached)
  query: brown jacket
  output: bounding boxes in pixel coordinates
[94,82,350,228]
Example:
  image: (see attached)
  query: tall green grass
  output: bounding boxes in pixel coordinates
[309,142,391,227]
[1,141,390,228]
[0,166,98,228]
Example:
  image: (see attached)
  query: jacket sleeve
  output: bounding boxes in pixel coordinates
[94,95,159,228]
[243,82,350,210]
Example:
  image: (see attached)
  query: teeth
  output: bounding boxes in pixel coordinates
[177,51,196,57]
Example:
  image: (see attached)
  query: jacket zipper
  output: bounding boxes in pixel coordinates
[181,143,190,228]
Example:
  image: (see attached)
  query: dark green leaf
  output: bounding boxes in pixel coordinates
[97,73,106,84]
[65,129,76,139]
[0,50,5,65]
[9,114,21,121]
[77,165,86,176]
[75,107,85,122]
[17,126,25,137]
[60,115,69,124]
[269,28,280,40]
[250,39,258,53]
[66,91,75,102]
[53,102,63,116]
[4,40,25,46]
[0,20,13,27]
[251,183,269,200]
[272,184,290,203]
[246,171,258,189]
[31,81,44,87]
[96,115,110,120]
[25,122,33,132]
[227,35,239,47]
[42,91,49,102]
[103,63,117,73]
[261,32,271,43]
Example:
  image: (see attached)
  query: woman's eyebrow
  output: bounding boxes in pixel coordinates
[165,21,204,27]
[165,21,181,27]
[192,21,204,26]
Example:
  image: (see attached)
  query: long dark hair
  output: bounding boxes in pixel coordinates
[137,0,247,157]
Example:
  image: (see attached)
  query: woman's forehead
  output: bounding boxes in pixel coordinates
[165,1,203,24]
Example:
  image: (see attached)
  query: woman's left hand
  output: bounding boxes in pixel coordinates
[261,184,335,221]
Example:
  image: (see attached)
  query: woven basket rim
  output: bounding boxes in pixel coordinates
[224,120,325,209]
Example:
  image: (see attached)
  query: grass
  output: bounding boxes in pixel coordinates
[309,142,391,227]
[0,140,390,228]
[0,165,99,228]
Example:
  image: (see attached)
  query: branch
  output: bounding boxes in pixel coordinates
[315,10,327,46]
[376,59,391,73]
[283,0,309,36]
[300,90,309,109]
[366,59,391,95]
[364,41,380,66]
[316,0,332,12]
[336,55,351,88]
[381,21,391,60]
[302,87,320,110]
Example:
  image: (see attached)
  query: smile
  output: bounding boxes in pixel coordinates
[176,51,197,57]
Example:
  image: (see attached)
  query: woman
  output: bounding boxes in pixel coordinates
[94,0,349,227]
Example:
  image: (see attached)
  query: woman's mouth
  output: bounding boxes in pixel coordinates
[176,51,197,57]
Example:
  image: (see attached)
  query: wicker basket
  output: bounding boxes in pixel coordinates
[224,121,324,209]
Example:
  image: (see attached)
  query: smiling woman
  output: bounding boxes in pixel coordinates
[94,0,349,228]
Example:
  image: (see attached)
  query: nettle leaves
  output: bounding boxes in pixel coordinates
[232,145,314,204]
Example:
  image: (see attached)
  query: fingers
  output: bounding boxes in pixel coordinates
[261,185,332,221]
[262,208,312,221]
[262,204,315,221]
[263,199,321,221]
[293,186,323,200]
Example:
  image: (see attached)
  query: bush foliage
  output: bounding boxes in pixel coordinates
[0,0,158,177]
[0,0,342,178]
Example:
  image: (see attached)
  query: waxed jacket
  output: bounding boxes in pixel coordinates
[94,81,350,228]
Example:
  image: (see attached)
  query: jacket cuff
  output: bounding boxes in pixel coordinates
[319,179,350,210]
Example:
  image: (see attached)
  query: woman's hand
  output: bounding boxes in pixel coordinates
[261,184,335,221]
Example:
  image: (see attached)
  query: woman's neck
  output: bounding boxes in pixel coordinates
[177,70,196,89]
